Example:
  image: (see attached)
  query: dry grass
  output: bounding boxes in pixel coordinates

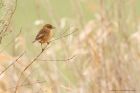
[0,0,140,93]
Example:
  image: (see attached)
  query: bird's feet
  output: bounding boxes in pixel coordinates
[41,48,45,52]
[47,42,50,45]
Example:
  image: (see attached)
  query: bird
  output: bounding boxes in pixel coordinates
[33,24,55,51]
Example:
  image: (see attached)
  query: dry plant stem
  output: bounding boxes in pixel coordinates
[0,27,22,53]
[0,0,17,36]
[110,89,136,92]
[20,67,39,88]
[99,0,109,92]
[14,30,76,93]
[51,26,71,40]
[14,45,50,93]
[38,55,76,62]
[50,30,77,42]
[0,51,25,76]
[8,80,46,90]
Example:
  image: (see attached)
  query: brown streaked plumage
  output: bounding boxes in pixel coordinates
[33,24,55,50]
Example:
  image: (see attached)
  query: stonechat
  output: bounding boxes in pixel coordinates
[33,24,55,51]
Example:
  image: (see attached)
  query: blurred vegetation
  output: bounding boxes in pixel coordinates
[0,0,140,93]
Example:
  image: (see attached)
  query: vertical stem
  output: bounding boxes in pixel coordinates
[99,0,109,92]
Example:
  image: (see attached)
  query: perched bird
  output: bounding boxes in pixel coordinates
[33,24,55,51]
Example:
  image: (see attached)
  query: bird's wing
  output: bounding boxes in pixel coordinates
[35,29,45,40]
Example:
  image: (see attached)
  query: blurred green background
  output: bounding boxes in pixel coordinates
[1,0,140,93]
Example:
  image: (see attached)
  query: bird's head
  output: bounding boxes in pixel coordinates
[43,24,55,30]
